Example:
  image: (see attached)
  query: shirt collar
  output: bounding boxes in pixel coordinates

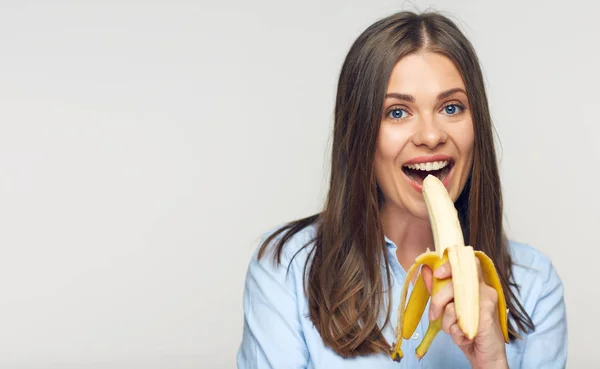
[384,235,396,250]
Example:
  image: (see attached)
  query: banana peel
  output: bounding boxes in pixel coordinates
[389,174,509,362]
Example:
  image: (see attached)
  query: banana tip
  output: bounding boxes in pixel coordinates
[389,344,404,362]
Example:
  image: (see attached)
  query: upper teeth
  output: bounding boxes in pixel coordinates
[405,160,449,171]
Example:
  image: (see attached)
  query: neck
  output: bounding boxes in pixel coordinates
[381,203,434,273]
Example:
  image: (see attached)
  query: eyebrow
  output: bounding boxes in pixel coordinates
[385,87,467,102]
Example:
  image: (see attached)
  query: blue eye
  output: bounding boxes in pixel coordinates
[443,104,463,115]
[389,108,406,119]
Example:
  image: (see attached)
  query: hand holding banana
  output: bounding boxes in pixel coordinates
[389,175,510,368]
[420,255,509,368]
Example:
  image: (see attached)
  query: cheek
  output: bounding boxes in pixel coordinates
[449,121,475,191]
[448,120,475,158]
[374,126,410,194]
[460,123,475,161]
[375,125,409,162]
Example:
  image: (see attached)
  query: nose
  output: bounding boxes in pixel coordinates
[411,114,448,149]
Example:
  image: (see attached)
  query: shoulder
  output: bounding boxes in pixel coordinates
[507,239,558,279]
[507,240,554,273]
[506,239,564,311]
[243,221,318,292]
[255,221,318,269]
[238,222,317,367]
[504,240,568,365]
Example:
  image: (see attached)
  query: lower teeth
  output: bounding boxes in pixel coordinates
[404,167,449,183]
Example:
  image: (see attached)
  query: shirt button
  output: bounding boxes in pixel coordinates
[411,332,419,340]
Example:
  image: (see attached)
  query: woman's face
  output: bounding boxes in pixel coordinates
[374,51,475,220]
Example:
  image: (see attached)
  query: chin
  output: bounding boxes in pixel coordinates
[409,201,432,221]
[383,192,431,221]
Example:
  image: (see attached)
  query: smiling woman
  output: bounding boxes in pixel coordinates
[237,10,567,369]
[375,52,474,226]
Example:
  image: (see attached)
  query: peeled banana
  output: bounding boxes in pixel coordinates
[389,174,509,362]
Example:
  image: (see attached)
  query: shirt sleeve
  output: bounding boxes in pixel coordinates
[519,260,568,369]
[236,240,310,369]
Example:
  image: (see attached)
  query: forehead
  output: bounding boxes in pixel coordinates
[386,52,465,95]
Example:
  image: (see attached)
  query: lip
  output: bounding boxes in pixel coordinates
[403,154,454,165]
[401,154,454,193]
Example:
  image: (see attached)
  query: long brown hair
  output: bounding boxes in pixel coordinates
[257,10,534,358]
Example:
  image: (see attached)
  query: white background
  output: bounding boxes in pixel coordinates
[0,0,595,368]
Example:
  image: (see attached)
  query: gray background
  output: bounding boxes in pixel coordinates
[0,0,595,368]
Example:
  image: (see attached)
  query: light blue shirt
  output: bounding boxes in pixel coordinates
[237,224,568,368]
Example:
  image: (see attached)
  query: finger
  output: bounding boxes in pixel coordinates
[441,302,457,335]
[478,284,506,342]
[450,323,471,347]
[433,261,451,279]
[479,284,499,324]
[421,265,433,294]
[428,280,454,321]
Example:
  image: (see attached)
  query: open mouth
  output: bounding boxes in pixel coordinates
[402,160,454,186]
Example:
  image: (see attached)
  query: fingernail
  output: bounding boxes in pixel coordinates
[434,265,445,278]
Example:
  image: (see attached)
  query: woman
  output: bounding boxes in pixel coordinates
[237,10,567,369]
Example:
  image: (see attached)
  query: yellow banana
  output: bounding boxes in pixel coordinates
[389,174,509,362]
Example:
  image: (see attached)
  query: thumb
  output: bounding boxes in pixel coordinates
[421,265,433,294]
